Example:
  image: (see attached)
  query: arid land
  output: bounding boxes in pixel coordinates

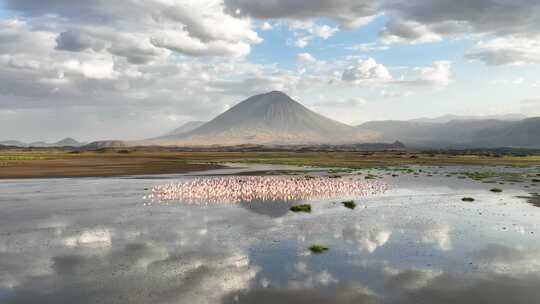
[1,147,540,179]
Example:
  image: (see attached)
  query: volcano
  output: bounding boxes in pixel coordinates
[146,91,375,146]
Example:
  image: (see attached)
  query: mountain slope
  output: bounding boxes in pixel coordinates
[147,91,375,146]
[166,121,207,136]
[470,117,540,147]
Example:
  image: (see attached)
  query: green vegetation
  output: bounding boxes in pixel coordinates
[462,197,475,202]
[0,155,50,160]
[308,244,329,254]
[290,204,312,213]
[365,174,378,180]
[328,168,354,174]
[532,179,540,183]
[455,171,518,181]
[342,200,357,209]
[517,193,540,208]
[490,188,503,193]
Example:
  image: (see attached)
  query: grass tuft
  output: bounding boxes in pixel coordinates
[462,197,475,202]
[490,188,503,193]
[290,204,311,213]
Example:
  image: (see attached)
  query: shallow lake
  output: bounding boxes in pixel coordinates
[1,164,540,303]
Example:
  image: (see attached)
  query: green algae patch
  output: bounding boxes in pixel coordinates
[342,200,357,210]
[309,244,329,254]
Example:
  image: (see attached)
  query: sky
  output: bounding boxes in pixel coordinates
[0,0,539,142]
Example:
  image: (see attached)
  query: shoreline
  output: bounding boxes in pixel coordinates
[1,150,539,179]
[0,157,223,179]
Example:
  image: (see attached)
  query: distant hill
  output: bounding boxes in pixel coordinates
[358,117,540,148]
[146,91,375,146]
[0,140,27,147]
[409,114,527,124]
[83,140,127,149]
[55,137,82,147]
[0,138,83,147]
[28,141,52,147]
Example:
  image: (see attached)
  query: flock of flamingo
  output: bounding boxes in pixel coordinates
[145,175,388,204]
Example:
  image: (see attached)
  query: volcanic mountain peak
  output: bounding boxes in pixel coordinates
[147,91,376,146]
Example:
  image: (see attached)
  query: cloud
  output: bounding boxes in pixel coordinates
[381,90,413,99]
[342,58,393,84]
[489,77,527,86]
[288,20,339,48]
[4,0,261,58]
[296,53,317,64]
[378,1,540,66]
[465,37,540,66]
[415,60,452,87]
[224,0,379,29]
[225,0,540,50]
[261,22,273,31]
[346,43,390,52]
[379,20,442,44]
[402,60,452,87]
[55,30,106,52]
[385,0,540,38]
[312,97,367,108]
[341,58,451,89]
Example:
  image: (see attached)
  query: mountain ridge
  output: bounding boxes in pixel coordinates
[358,117,540,148]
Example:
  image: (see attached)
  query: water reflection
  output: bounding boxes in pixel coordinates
[1,165,540,303]
[342,226,392,253]
[4,243,257,304]
[238,199,301,218]
[223,271,540,304]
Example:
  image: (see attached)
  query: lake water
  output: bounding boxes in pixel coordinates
[1,164,540,303]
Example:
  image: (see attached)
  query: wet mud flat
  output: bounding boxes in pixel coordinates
[0,156,222,179]
[0,164,540,303]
